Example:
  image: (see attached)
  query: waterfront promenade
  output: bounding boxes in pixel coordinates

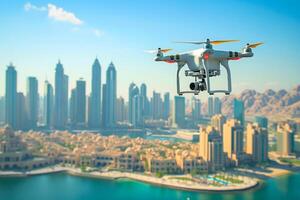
[0,166,259,192]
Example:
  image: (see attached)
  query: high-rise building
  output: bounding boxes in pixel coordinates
[233,98,245,127]
[140,83,149,118]
[174,96,185,128]
[163,92,170,120]
[192,97,201,121]
[5,64,17,129]
[223,119,244,164]
[211,114,226,135]
[276,123,295,156]
[132,95,143,127]
[75,79,86,127]
[246,123,268,163]
[43,81,53,128]
[208,97,213,116]
[199,126,224,171]
[213,97,222,114]
[70,89,76,125]
[255,116,268,129]
[116,97,126,122]
[54,61,68,129]
[63,75,69,125]
[16,92,27,130]
[128,83,139,125]
[26,77,38,129]
[0,97,5,124]
[88,58,101,128]
[102,84,107,127]
[152,91,163,120]
[103,63,117,128]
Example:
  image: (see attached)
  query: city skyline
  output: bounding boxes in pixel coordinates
[1,1,300,100]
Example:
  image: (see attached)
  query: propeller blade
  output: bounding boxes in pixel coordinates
[145,48,172,53]
[248,42,263,48]
[210,40,240,45]
[161,48,172,53]
[175,40,239,45]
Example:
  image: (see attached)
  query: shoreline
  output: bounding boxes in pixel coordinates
[0,166,260,192]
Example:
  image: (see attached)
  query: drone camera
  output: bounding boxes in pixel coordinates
[190,80,207,92]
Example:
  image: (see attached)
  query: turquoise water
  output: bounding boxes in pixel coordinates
[0,173,299,200]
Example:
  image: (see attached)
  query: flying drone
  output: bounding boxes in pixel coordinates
[147,39,263,95]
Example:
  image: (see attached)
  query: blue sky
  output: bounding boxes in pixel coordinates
[0,0,300,100]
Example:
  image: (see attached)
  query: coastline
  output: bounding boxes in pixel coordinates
[0,166,260,192]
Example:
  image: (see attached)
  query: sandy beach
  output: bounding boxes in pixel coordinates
[0,166,259,192]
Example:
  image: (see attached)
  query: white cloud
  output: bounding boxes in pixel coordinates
[24,2,83,25]
[24,2,47,11]
[93,29,104,37]
[47,4,83,25]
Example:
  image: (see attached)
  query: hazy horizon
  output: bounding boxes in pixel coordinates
[1,0,300,101]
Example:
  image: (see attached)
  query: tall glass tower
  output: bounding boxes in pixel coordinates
[26,76,38,129]
[54,60,67,129]
[43,81,53,128]
[75,79,86,126]
[233,98,245,126]
[174,96,185,128]
[5,64,17,129]
[103,62,117,128]
[88,58,101,128]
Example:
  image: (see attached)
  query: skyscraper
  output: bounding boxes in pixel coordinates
[43,81,53,128]
[63,74,69,126]
[211,114,226,135]
[75,79,86,127]
[103,62,117,128]
[199,126,224,172]
[88,58,101,128]
[213,97,222,114]
[0,97,5,124]
[116,97,126,122]
[5,64,17,129]
[16,92,27,130]
[26,77,38,129]
[255,116,268,129]
[233,98,245,126]
[140,83,149,118]
[192,97,201,121]
[132,94,143,127]
[276,123,295,156]
[163,92,170,120]
[70,89,77,126]
[128,83,139,125]
[208,97,213,116]
[246,123,268,163]
[223,119,244,165]
[174,96,185,128]
[102,84,107,127]
[54,61,67,129]
[152,91,163,120]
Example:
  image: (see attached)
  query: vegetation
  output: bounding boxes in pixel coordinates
[279,158,300,166]
[80,165,87,172]
[191,169,207,177]
[214,175,243,184]
[169,177,193,181]
[155,172,165,178]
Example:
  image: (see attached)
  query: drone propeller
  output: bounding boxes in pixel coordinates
[175,39,239,45]
[247,42,263,48]
[145,48,172,53]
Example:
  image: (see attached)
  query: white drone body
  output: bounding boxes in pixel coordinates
[150,39,262,95]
